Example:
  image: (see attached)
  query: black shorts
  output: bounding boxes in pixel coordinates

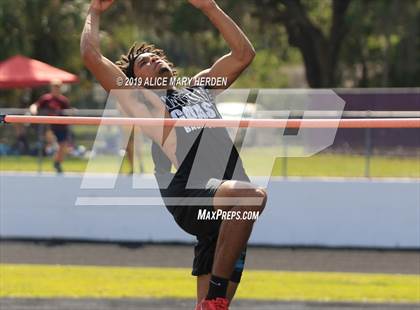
[159,175,246,283]
[51,125,69,143]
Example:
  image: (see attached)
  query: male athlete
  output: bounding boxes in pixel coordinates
[30,79,71,173]
[81,1,267,309]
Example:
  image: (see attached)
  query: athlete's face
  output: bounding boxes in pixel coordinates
[133,52,173,81]
[50,84,61,97]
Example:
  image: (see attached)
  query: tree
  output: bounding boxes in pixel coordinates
[256,0,351,88]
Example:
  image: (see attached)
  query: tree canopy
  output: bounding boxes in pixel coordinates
[1,0,419,107]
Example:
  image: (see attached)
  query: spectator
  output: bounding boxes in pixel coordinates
[30,79,71,173]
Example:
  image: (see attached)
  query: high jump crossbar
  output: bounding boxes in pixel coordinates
[1,115,419,129]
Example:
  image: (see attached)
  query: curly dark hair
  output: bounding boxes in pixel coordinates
[116,42,176,78]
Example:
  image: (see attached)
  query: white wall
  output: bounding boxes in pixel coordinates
[1,173,419,248]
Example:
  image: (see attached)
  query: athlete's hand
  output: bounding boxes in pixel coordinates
[90,0,114,13]
[188,0,217,11]
[29,103,38,115]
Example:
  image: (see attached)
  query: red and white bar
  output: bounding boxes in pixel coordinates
[2,115,420,128]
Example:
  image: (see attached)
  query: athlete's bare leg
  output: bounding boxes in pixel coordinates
[211,181,266,278]
[54,141,67,163]
[200,180,266,303]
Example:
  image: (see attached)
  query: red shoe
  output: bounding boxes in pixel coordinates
[195,298,229,310]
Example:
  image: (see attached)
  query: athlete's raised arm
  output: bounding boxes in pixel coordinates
[80,0,127,92]
[189,0,256,89]
[80,0,178,166]
[81,0,154,127]
[80,0,169,114]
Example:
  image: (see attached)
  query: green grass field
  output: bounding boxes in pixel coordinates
[1,150,419,178]
[1,264,419,302]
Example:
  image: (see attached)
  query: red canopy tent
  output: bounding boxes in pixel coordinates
[0,55,79,88]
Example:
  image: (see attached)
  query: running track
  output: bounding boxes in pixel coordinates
[1,241,419,310]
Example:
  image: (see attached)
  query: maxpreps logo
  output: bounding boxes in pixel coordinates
[197,209,260,221]
[76,88,345,206]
